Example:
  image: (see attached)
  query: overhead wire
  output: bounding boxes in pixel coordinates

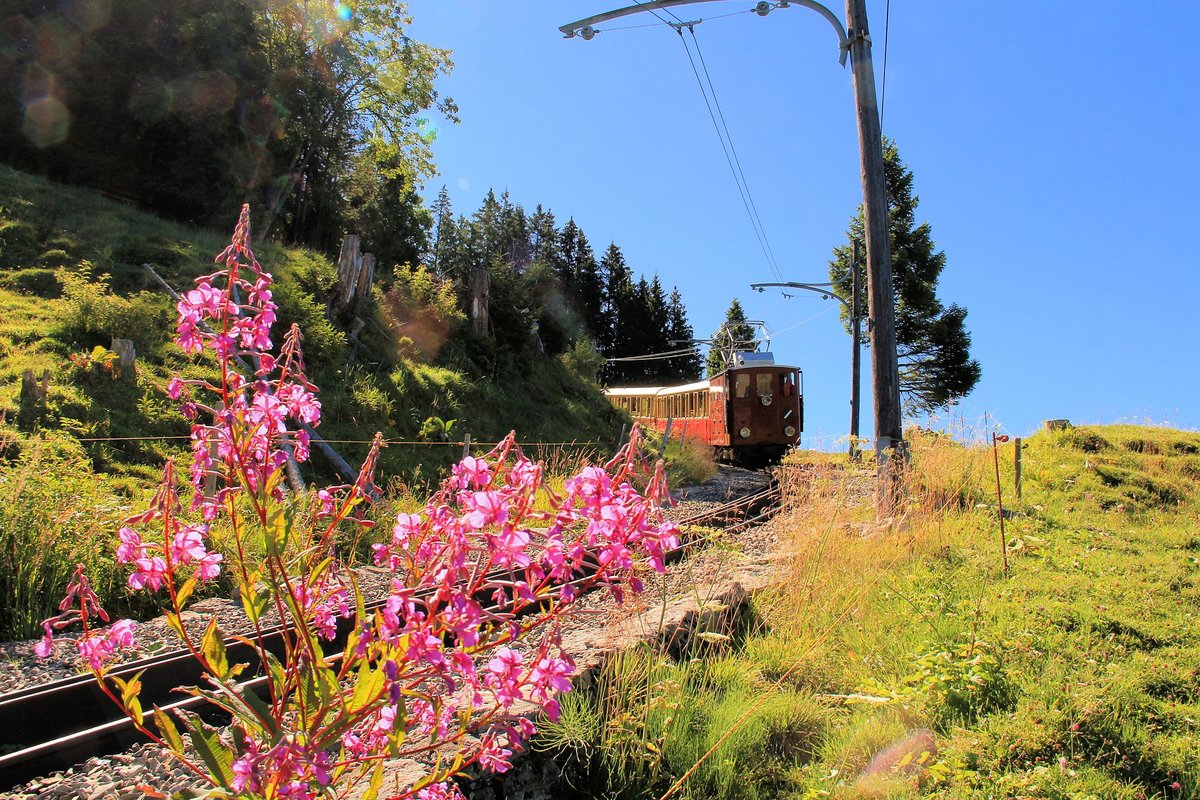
[598,2,786,285]
[685,25,784,283]
[768,304,837,338]
[675,24,784,283]
[606,347,703,363]
[626,0,677,28]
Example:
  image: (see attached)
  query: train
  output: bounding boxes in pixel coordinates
[605,353,803,465]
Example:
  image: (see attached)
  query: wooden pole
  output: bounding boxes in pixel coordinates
[845,0,903,514]
[850,238,862,461]
[462,433,472,461]
[1014,437,1023,500]
[992,433,1009,576]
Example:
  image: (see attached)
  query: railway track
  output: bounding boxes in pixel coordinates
[0,476,782,791]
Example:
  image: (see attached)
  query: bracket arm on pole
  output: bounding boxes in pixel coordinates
[560,0,849,66]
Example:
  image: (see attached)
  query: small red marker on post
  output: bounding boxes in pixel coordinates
[992,433,1010,576]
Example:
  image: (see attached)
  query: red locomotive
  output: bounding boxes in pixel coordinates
[605,353,803,465]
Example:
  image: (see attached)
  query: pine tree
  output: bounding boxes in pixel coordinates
[555,219,583,301]
[429,186,456,276]
[642,276,671,382]
[600,243,637,384]
[497,191,532,272]
[529,205,559,266]
[665,287,702,382]
[829,139,981,412]
[706,299,758,377]
[571,232,605,344]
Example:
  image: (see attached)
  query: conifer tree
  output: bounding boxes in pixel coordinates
[529,205,559,267]
[829,139,981,412]
[430,186,456,276]
[600,243,637,384]
[641,277,671,382]
[665,288,702,382]
[706,299,758,376]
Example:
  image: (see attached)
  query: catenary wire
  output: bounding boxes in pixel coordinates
[584,5,784,283]
[676,27,783,283]
[594,6,755,34]
[606,347,703,363]
[687,26,784,282]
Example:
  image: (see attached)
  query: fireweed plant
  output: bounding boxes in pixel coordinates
[35,206,681,800]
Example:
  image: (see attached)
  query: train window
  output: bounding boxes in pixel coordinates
[757,373,773,397]
[782,373,796,396]
[735,374,750,398]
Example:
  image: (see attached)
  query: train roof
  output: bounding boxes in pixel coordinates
[604,379,711,397]
[725,363,801,372]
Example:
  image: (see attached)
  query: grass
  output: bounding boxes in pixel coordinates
[536,424,1200,800]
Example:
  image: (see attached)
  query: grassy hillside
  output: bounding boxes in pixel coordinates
[0,164,623,473]
[0,165,625,638]
[540,424,1200,799]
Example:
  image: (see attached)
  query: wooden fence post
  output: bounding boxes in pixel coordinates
[463,433,472,460]
[1014,437,1023,500]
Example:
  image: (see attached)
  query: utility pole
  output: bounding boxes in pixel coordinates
[845,0,904,510]
[850,238,862,460]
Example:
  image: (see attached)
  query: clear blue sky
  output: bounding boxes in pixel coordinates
[408,1,1200,448]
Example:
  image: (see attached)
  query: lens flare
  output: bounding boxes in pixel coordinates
[23,96,70,148]
[335,3,352,22]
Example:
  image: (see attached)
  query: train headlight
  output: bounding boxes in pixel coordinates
[784,425,796,438]
[760,394,773,406]
[739,427,751,438]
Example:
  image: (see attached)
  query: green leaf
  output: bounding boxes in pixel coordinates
[175,575,198,610]
[240,684,280,741]
[238,570,265,625]
[108,672,144,726]
[266,503,293,558]
[349,660,386,713]
[153,707,185,753]
[360,761,384,800]
[201,619,229,679]
[164,611,186,642]
[182,713,236,786]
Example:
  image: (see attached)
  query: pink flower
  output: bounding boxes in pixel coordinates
[490,525,531,569]
[171,525,208,564]
[392,512,422,546]
[507,458,540,491]
[486,647,525,709]
[464,491,508,530]
[530,655,574,697]
[477,735,513,774]
[442,594,483,647]
[108,619,136,648]
[418,782,466,800]
[166,378,185,400]
[453,455,492,490]
[316,489,335,518]
[34,622,54,659]
[196,551,223,581]
[128,556,168,592]
[116,527,144,563]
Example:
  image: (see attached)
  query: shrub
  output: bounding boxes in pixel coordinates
[57,267,171,353]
